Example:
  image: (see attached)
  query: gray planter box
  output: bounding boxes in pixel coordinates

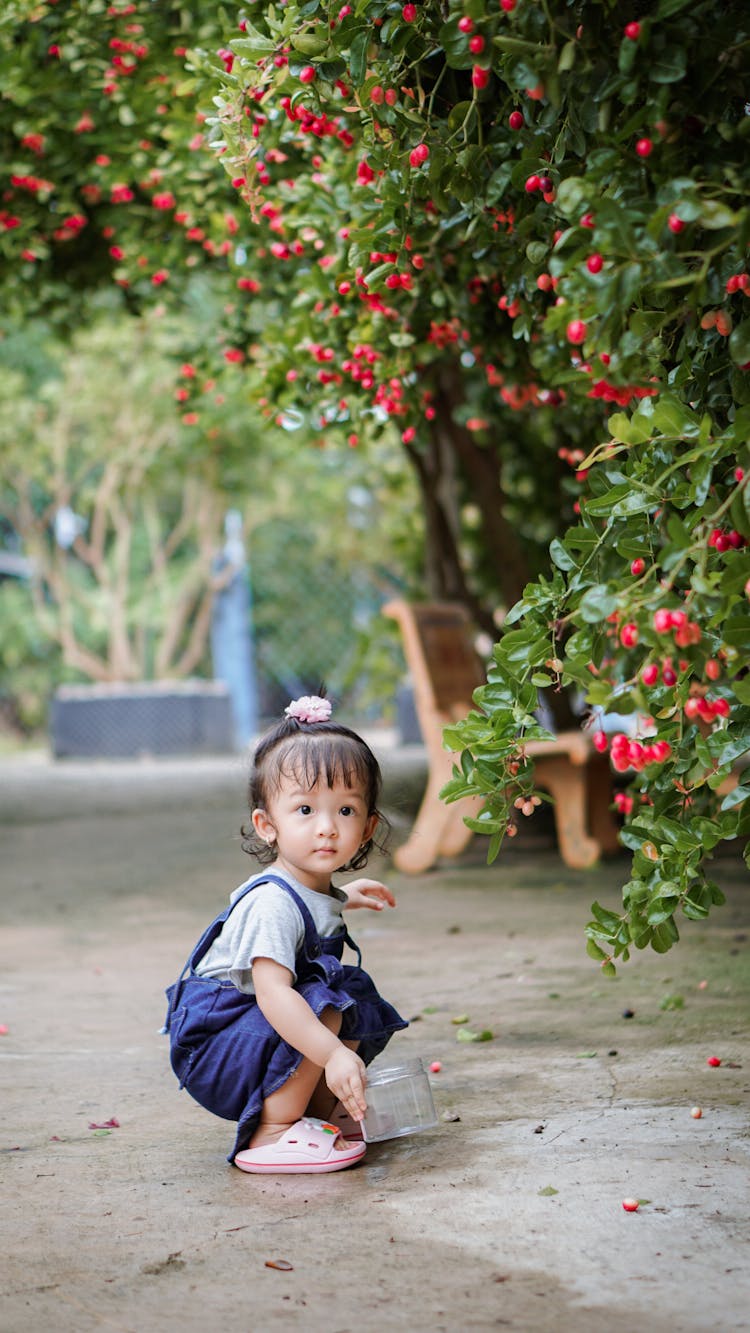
[50,681,234,759]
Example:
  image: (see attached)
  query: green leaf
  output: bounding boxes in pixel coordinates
[722,615,750,653]
[584,483,631,517]
[578,584,618,622]
[558,40,576,73]
[733,678,750,706]
[729,320,750,368]
[649,46,686,83]
[699,200,738,231]
[650,396,699,437]
[538,1185,559,1196]
[456,1026,494,1042]
[590,900,623,932]
[549,537,577,571]
[526,241,549,266]
[290,32,329,56]
[655,0,693,14]
[347,27,369,83]
[232,27,276,55]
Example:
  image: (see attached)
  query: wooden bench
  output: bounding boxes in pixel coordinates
[383,599,620,873]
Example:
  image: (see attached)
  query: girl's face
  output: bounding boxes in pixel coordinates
[251,774,378,893]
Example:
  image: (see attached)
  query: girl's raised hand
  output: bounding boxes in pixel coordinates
[341,878,396,911]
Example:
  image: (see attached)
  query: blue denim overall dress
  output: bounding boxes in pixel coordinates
[163,872,407,1161]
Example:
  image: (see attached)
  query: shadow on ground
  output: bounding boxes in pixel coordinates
[1,751,748,1331]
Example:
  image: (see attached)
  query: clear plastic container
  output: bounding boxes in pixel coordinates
[363,1057,438,1142]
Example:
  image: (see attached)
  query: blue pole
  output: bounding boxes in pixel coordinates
[210,510,257,748]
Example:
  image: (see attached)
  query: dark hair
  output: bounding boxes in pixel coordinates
[241,715,388,871]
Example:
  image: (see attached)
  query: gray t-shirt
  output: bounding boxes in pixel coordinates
[194,868,348,994]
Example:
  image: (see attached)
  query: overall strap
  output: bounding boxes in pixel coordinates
[271,880,362,966]
[260,875,323,963]
[340,925,362,967]
[163,872,299,1034]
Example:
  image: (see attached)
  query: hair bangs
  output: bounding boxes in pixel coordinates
[272,733,376,806]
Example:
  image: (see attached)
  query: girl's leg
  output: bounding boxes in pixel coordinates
[247,1007,350,1152]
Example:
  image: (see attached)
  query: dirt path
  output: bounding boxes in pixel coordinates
[1,754,748,1331]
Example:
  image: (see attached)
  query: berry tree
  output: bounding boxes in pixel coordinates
[196,0,749,964]
[2,0,748,963]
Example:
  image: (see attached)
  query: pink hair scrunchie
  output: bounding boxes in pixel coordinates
[284,695,333,724]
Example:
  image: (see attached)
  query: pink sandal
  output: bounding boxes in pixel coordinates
[234,1117,367,1174]
[330,1101,365,1140]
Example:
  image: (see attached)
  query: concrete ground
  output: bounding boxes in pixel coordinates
[1,742,749,1332]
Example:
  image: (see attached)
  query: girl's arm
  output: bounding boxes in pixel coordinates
[252,956,367,1119]
[341,878,396,911]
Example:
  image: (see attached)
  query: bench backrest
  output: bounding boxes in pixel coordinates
[383,599,486,723]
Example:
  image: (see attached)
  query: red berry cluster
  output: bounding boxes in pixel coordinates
[9,173,55,195]
[684,695,730,724]
[587,379,658,407]
[278,95,355,147]
[409,143,429,168]
[708,526,746,553]
[640,660,677,687]
[652,608,702,646]
[608,733,672,773]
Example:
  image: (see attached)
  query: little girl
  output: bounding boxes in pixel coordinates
[164,696,407,1174]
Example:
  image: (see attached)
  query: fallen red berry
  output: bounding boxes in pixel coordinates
[622,1198,639,1212]
[706,1056,721,1067]
[429,1061,442,1073]
[690,1107,702,1119]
